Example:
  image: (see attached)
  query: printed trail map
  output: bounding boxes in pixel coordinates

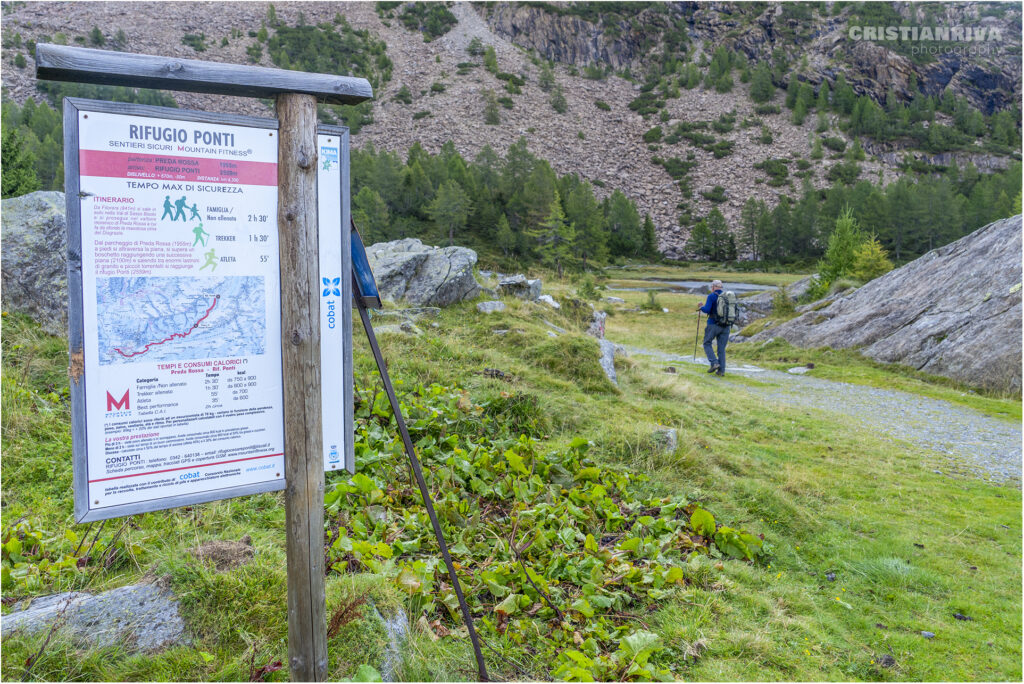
[96,276,266,365]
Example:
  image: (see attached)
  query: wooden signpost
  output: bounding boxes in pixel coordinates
[39,44,370,682]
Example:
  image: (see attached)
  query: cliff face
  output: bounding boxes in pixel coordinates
[747,215,1023,394]
[484,3,648,70]
[483,1,1022,115]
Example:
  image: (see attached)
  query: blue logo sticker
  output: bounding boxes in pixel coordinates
[322,277,341,297]
[320,146,339,169]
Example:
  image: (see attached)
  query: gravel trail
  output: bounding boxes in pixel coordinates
[619,344,1022,484]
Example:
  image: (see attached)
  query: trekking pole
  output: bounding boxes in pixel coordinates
[693,310,703,361]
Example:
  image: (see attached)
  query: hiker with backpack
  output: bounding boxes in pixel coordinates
[695,279,738,376]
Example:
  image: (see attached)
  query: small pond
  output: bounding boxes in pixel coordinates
[606,279,777,295]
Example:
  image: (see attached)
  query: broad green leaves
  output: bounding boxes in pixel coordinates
[317,382,770,681]
[690,507,716,537]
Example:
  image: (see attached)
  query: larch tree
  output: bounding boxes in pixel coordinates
[1,128,40,199]
[426,179,472,246]
[529,189,576,278]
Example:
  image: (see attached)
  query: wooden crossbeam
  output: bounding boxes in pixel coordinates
[35,44,372,105]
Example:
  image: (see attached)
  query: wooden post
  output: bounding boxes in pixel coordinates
[277,92,327,682]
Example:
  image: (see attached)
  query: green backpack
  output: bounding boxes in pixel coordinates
[715,290,739,326]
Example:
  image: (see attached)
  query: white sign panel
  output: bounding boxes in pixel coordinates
[317,132,346,472]
[70,103,285,520]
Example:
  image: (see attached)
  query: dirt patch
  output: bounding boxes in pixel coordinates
[190,535,254,571]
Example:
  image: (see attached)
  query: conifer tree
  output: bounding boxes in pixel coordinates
[564,182,608,269]
[426,179,472,245]
[538,61,555,92]
[641,214,659,259]
[550,85,568,114]
[792,98,808,125]
[685,219,711,259]
[749,62,774,103]
[494,213,515,256]
[851,236,893,282]
[832,73,856,114]
[529,189,575,277]
[604,190,642,257]
[739,197,765,261]
[1,128,41,198]
[353,186,391,244]
[814,207,864,294]
[483,89,500,125]
[816,80,830,110]
[705,208,730,261]
[785,77,800,109]
[397,160,434,216]
[483,45,498,73]
[814,110,829,134]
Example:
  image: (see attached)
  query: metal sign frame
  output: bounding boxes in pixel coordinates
[65,98,354,522]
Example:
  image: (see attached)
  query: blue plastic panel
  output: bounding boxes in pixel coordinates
[351,220,381,309]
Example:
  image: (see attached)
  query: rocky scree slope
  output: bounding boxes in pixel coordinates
[0,2,1018,257]
[747,214,1023,394]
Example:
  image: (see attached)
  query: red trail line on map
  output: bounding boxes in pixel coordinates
[113,297,219,358]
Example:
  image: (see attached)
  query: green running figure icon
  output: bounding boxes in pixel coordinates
[199,248,217,271]
[192,222,210,247]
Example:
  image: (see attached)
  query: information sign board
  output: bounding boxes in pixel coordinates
[66,99,287,522]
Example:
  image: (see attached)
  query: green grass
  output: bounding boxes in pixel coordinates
[2,276,1021,682]
[604,264,808,288]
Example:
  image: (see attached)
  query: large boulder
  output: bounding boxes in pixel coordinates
[1,191,68,335]
[365,238,481,307]
[748,216,1023,393]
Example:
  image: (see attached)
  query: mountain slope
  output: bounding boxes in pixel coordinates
[1,1,1020,258]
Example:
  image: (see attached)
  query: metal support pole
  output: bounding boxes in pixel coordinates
[693,311,704,362]
[355,296,489,682]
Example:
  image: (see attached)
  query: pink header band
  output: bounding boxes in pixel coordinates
[79,149,278,186]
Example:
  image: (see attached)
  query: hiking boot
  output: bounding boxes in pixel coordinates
[716,369,725,377]
[707,364,719,374]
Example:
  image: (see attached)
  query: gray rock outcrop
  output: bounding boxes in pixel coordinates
[1,583,188,653]
[537,294,560,309]
[582,308,616,385]
[365,238,481,307]
[748,216,1023,393]
[497,274,542,300]
[476,300,505,314]
[1,191,68,335]
[597,339,617,386]
[739,274,815,325]
[586,310,608,339]
[653,427,678,454]
[375,321,424,336]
